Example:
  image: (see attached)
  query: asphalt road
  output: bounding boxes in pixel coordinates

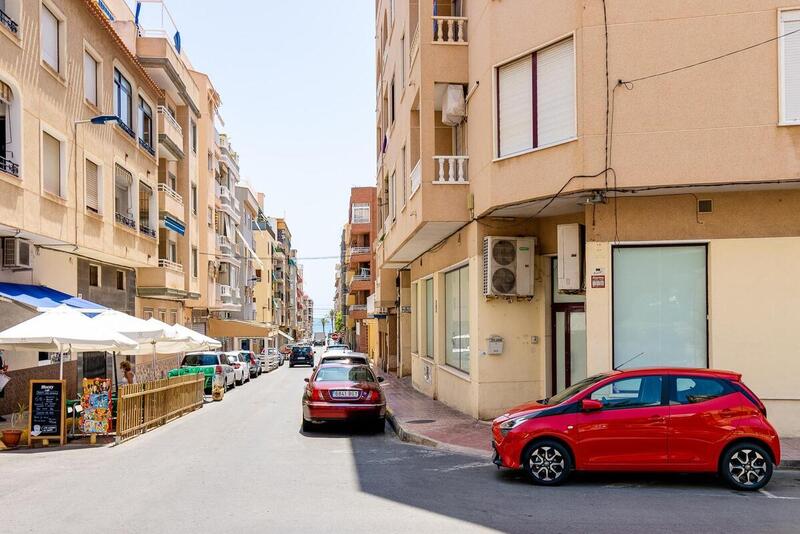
[2,349,799,534]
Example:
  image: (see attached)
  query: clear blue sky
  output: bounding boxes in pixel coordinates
[132,1,375,319]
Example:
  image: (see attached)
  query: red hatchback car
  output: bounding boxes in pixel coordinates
[492,368,780,490]
[302,364,386,432]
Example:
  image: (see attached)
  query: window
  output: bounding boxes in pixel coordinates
[169,310,178,325]
[389,171,396,222]
[42,131,61,196]
[444,266,469,372]
[425,278,434,358]
[40,5,60,72]
[85,159,100,213]
[138,97,153,147]
[114,164,133,224]
[167,171,177,192]
[613,246,707,369]
[138,181,153,234]
[191,246,198,278]
[167,240,177,262]
[401,145,407,205]
[191,183,198,214]
[780,10,800,124]
[590,376,663,409]
[115,270,125,290]
[0,79,20,176]
[207,151,213,171]
[207,206,213,227]
[190,119,197,153]
[83,51,98,105]
[497,37,575,158]
[89,264,100,287]
[351,203,370,224]
[143,308,154,320]
[389,77,396,125]
[159,309,166,322]
[113,69,133,132]
[672,377,731,405]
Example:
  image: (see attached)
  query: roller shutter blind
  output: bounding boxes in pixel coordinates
[537,38,576,147]
[498,55,533,157]
[86,160,99,212]
[42,132,60,196]
[84,52,97,105]
[781,10,800,124]
[41,6,59,71]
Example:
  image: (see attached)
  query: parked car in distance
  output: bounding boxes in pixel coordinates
[259,348,280,372]
[240,350,259,378]
[313,332,326,346]
[169,352,235,400]
[302,364,386,432]
[324,343,350,353]
[317,352,369,367]
[279,344,294,356]
[492,368,780,490]
[225,351,251,385]
[290,346,315,367]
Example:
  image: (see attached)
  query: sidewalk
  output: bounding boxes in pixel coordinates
[379,373,800,469]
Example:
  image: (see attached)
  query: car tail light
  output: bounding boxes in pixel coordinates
[314,388,325,401]
[215,365,223,375]
[366,390,380,402]
[233,363,241,369]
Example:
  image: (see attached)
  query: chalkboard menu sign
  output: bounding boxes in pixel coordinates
[28,379,66,446]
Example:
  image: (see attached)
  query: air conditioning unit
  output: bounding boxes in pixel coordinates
[483,237,536,297]
[557,224,584,291]
[3,238,32,270]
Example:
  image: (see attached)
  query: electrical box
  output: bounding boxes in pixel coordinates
[557,224,584,291]
[486,335,504,355]
[483,237,536,297]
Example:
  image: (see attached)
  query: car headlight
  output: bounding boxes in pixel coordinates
[498,413,541,436]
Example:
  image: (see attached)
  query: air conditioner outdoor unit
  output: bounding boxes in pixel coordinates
[483,236,536,297]
[3,238,32,270]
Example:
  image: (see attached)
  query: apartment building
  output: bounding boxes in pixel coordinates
[375,0,800,436]
[0,0,162,408]
[252,206,278,347]
[273,218,297,343]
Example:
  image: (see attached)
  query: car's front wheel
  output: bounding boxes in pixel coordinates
[720,442,773,491]
[522,440,572,486]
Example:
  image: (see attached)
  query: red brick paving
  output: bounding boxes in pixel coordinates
[379,372,492,456]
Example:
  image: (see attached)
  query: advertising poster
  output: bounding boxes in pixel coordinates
[80,378,113,434]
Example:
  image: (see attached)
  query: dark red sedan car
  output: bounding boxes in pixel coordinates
[302,364,386,432]
[492,368,780,490]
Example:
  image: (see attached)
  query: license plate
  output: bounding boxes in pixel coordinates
[331,390,360,399]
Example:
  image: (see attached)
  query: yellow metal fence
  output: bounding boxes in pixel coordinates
[116,374,205,443]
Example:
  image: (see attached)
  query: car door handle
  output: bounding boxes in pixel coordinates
[647,416,666,423]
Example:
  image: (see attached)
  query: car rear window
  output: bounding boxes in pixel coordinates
[672,377,732,404]
[315,366,375,383]
[293,347,312,355]
[182,354,219,366]
[322,356,368,365]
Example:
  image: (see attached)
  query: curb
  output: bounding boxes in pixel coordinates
[386,406,493,460]
[778,460,800,471]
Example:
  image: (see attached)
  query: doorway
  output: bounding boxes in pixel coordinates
[551,258,586,394]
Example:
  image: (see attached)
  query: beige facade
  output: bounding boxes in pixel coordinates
[375,0,800,435]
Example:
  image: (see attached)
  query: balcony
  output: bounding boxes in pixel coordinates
[115,212,136,230]
[158,184,184,223]
[432,16,467,44]
[1,9,19,35]
[349,304,368,321]
[0,156,19,178]
[136,259,187,299]
[218,284,233,302]
[433,156,468,184]
[157,106,184,160]
[216,184,241,218]
[139,223,157,238]
[136,33,201,117]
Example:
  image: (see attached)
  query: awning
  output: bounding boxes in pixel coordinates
[277,329,294,342]
[162,215,185,235]
[208,318,270,338]
[0,282,107,313]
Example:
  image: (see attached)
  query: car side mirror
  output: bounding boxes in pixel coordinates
[378,377,385,383]
[581,399,603,412]
[304,378,310,383]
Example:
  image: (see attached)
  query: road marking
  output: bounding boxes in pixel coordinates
[759,489,800,500]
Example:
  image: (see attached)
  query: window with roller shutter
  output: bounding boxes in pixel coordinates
[85,159,99,213]
[42,131,61,196]
[781,10,800,124]
[41,5,60,72]
[496,37,575,158]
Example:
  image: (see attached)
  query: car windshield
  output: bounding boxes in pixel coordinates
[315,366,375,383]
[182,354,219,366]
[544,373,613,406]
[238,354,249,362]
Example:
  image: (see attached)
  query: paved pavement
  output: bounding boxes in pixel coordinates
[2,349,800,533]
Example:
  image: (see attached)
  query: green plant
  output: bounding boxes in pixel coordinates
[10,402,26,430]
[334,311,344,332]
[320,317,328,336]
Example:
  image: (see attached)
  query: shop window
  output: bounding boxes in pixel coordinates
[444,266,469,372]
[116,270,125,291]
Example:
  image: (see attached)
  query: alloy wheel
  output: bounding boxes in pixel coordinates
[528,446,566,482]
[728,448,768,487]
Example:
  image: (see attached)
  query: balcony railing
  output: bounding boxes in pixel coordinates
[217,184,231,201]
[158,259,183,273]
[218,284,232,298]
[1,9,18,34]
[350,246,371,256]
[117,120,136,139]
[409,159,421,194]
[115,212,136,229]
[353,269,371,282]
[139,223,157,238]
[139,138,156,157]
[0,156,19,177]
[433,156,469,184]
[349,305,368,313]
[432,16,467,44]
[157,105,182,135]
[216,235,232,249]
[158,183,183,204]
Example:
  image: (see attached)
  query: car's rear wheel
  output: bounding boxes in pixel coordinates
[522,440,572,486]
[302,418,314,433]
[720,442,773,491]
[372,418,385,434]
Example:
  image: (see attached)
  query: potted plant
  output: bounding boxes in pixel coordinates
[1,403,27,449]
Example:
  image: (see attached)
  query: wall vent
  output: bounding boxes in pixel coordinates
[698,199,713,214]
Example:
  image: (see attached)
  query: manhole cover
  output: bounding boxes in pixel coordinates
[406,419,435,424]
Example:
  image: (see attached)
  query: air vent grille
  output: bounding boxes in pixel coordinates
[698,199,713,214]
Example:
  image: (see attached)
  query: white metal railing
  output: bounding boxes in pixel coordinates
[350,304,368,312]
[410,159,422,194]
[353,269,371,282]
[433,156,469,184]
[218,284,232,298]
[410,23,420,64]
[157,106,182,135]
[158,183,183,204]
[158,259,183,273]
[217,235,231,248]
[217,184,231,201]
[350,246,371,255]
[432,16,467,44]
